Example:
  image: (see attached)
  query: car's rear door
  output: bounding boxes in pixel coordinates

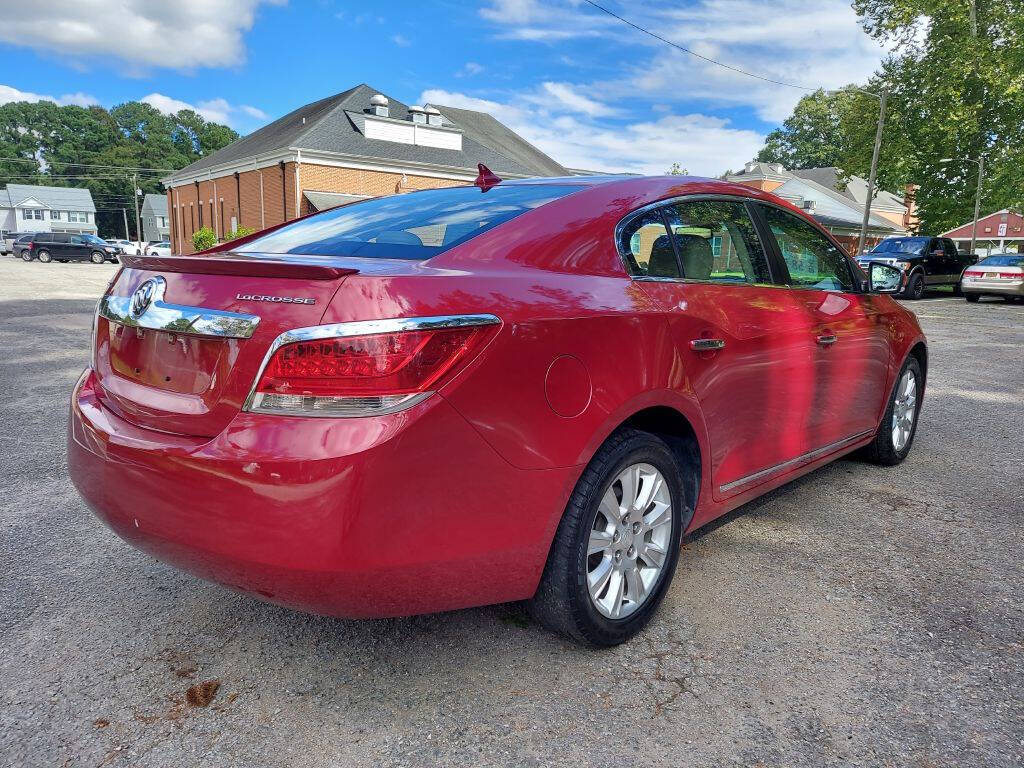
[754,203,890,450]
[620,197,819,500]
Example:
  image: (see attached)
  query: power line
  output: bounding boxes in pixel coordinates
[580,0,817,91]
[0,156,176,172]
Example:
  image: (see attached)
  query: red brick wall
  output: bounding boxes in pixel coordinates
[168,161,465,254]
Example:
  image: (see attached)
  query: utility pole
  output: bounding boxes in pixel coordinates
[970,155,984,257]
[857,90,887,256]
[131,173,142,248]
[122,208,130,240]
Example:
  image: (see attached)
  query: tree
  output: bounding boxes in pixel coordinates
[0,100,239,238]
[752,0,1023,232]
[756,87,862,169]
[667,162,687,175]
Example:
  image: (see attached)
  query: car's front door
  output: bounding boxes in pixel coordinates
[755,203,891,449]
[619,197,819,500]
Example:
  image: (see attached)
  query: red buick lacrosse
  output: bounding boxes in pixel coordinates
[68,173,926,646]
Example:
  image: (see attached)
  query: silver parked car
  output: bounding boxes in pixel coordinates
[961,253,1024,303]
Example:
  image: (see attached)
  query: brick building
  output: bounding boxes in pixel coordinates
[162,84,567,254]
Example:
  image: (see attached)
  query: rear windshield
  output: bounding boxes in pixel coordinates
[871,237,929,255]
[235,184,580,259]
[978,254,1024,267]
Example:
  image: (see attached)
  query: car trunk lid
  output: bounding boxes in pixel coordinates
[93,254,357,437]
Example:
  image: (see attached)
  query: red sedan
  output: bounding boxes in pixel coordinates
[68,174,926,646]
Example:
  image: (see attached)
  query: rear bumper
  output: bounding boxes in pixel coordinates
[68,369,575,618]
[961,278,1024,296]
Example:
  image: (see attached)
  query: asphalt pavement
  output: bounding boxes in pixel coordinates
[1,259,1021,767]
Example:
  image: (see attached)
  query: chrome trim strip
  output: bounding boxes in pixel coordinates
[242,313,502,415]
[718,429,874,494]
[99,281,260,340]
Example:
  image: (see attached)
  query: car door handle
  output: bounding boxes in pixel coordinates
[689,338,726,351]
[816,334,838,347]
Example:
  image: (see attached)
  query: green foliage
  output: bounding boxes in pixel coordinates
[756,87,862,169]
[0,100,239,239]
[754,0,1023,232]
[667,162,688,175]
[192,226,217,252]
[222,226,256,242]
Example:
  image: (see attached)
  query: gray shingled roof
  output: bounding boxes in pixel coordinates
[141,193,167,216]
[168,84,567,180]
[3,184,95,212]
[428,103,568,177]
[792,167,905,209]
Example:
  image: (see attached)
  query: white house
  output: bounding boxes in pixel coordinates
[0,184,98,236]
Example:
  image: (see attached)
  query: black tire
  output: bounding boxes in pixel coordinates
[952,280,962,296]
[90,251,105,264]
[965,293,980,303]
[862,356,923,466]
[20,251,32,262]
[904,272,925,300]
[527,428,688,646]
[36,249,52,263]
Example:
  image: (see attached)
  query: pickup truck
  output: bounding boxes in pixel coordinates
[856,236,977,299]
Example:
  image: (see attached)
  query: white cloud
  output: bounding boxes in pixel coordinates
[0,84,98,107]
[240,104,269,120]
[457,61,485,77]
[141,93,266,127]
[421,88,762,177]
[531,82,617,118]
[391,33,411,47]
[478,0,887,124]
[0,0,285,70]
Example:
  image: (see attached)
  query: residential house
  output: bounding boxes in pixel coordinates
[162,83,568,254]
[0,184,98,236]
[141,193,169,242]
[726,163,917,254]
[941,209,1023,256]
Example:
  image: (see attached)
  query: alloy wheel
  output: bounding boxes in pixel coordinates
[587,462,673,619]
[891,369,918,452]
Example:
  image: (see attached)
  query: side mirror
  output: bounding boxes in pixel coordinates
[869,261,903,293]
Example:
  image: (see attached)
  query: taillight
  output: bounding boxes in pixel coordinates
[246,315,500,417]
[964,269,983,277]
[998,272,1022,279]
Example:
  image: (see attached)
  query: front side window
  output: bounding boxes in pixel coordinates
[760,205,855,291]
[618,209,678,278]
[236,184,580,259]
[662,199,772,284]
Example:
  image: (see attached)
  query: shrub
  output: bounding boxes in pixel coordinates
[192,227,217,252]
[223,226,256,242]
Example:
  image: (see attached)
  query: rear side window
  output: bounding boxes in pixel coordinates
[618,209,678,278]
[236,184,579,259]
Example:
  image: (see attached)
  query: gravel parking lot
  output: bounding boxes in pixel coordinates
[1,258,1022,767]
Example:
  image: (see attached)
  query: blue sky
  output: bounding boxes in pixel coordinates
[0,0,887,176]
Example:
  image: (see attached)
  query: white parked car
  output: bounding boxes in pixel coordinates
[145,241,172,257]
[106,239,142,256]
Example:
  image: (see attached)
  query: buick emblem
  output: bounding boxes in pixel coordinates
[130,277,164,319]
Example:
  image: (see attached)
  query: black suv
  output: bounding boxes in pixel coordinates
[22,233,119,264]
[856,236,977,299]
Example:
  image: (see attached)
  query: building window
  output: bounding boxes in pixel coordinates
[52,210,63,220]
[68,212,89,223]
[23,208,45,220]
